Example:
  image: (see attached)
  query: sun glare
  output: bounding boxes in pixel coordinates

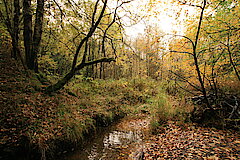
[123,0,193,37]
[158,16,173,33]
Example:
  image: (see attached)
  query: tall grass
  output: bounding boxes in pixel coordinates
[148,80,193,133]
[9,77,193,157]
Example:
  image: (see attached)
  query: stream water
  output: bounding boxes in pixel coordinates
[61,116,149,160]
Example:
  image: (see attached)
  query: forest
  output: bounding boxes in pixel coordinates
[0,0,239,159]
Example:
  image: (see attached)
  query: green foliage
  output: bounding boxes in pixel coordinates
[66,78,191,136]
[148,80,193,133]
[38,0,124,80]
[0,25,11,49]
[38,54,58,75]
[57,104,95,142]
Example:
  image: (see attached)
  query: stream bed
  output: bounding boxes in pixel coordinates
[61,116,150,160]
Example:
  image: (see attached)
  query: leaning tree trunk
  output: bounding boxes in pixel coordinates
[45,0,111,93]
[46,70,76,93]
[45,57,115,93]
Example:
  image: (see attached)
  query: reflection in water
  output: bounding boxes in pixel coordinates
[63,128,142,160]
[104,131,141,147]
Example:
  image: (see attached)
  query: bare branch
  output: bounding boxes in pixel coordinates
[72,0,108,70]
[175,81,196,95]
[169,50,193,55]
[169,70,202,92]
[92,0,100,26]
[177,0,203,9]
[75,57,116,71]
[166,34,195,49]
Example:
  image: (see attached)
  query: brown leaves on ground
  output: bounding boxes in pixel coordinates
[143,121,240,160]
[0,51,78,148]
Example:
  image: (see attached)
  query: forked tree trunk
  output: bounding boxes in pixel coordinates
[23,0,44,72]
[45,0,111,93]
[192,0,212,109]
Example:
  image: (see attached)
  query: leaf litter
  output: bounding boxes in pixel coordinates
[139,121,239,160]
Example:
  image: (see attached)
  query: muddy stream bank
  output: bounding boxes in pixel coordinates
[61,115,150,160]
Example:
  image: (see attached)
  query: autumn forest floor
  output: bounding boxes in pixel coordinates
[0,50,239,160]
[143,121,239,159]
[112,116,239,160]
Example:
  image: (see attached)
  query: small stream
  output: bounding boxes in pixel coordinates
[61,116,149,160]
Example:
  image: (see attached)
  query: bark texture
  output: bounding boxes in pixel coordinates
[23,0,33,70]
[32,0,45,72]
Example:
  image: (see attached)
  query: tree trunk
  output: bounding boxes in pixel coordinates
[228,50,240,81]
[46,70,76,93]
[23,0,33,70]
[192,0,212,109]
[100,62,103,79]
[227,35,240,81]
[45,0,116,93]
[32,0,45,72]
[91,39,95,79]
[46,57,115,92]
[23,0,44,72]
[12,0,20,59]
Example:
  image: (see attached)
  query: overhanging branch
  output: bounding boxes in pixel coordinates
[75,57,116,71]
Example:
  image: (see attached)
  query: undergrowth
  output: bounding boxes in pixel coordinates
[148,81,194,134]
[1,49,192,159]
[0,61,166,160]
